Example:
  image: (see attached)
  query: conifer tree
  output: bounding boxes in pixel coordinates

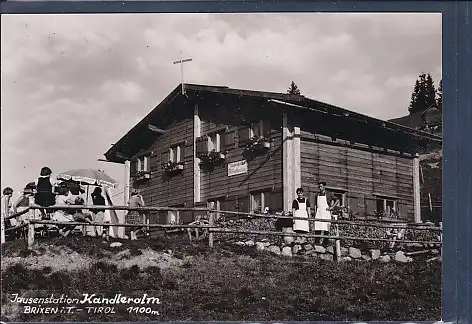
[436,79,443,109]
[408,73,437,114]
[287,81,301,95]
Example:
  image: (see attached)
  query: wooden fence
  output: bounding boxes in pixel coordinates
[4,204,442,261]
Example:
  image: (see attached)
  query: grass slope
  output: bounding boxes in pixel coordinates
[1,236,441,322]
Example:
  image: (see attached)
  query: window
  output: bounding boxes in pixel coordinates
[168,210,179,224]
[251,193,263,213]
[375,196,397,217]
[208,133,221,152]
[169,144,182,163]
[250,121,263,138]
[327,189,347,206]
[135,155,150,173]
[137,156,149,172]
[251,190,273,213]
[167,204,184,225]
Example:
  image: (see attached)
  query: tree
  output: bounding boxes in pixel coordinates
[425,73,437,108]
[408,73,437,114]
[436,79,442,109]
[287,81,301,95]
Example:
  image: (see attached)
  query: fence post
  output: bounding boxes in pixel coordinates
[334,214,341,262]
[27,221,35,248]
[208,210,214,248]
[439,221,443,253]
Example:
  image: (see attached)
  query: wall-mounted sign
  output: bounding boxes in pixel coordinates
[228,160,248,177]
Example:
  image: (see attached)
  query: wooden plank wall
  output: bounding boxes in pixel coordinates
[300,131,414,220]
[131,117,195,224]
[199,117,284,213]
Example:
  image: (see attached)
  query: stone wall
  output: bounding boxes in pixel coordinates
[214,217,442,263]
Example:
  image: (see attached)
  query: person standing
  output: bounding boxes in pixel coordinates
[292,188,311,233]
[1,187,14,244]
[91,187,107,238]
[34,167,56,218]
[125,189,146,240]
[11,183,37,239]
[313,181,339,245]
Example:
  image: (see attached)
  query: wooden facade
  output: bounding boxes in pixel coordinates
[105,84,441,224]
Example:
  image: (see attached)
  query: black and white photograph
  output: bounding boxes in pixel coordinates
[1,12,443,321]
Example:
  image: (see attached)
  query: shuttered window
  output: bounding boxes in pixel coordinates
[263,119,272,138]
[161,151,170,163]
[224,130,236,149]
[237,196,250,213]
[130,159,138,176]
[196,136,209,156]
[238,127,251,147]
[150,153,158,171]
[264,190,283,213]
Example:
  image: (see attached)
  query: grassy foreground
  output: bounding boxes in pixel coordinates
[1,235,441,322]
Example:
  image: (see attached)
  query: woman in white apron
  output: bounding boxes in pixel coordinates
[314,181,339,245]
[292,188,311,233]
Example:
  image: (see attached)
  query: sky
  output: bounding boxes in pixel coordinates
[1,13,442,204]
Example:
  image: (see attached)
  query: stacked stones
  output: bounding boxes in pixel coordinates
[231,239,441,263]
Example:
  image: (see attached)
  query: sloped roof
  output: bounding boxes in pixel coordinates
[389,111,425,129]
[105,83,442,163]
[389,105,442,129]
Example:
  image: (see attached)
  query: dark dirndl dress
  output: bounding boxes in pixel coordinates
[35,177,55,214]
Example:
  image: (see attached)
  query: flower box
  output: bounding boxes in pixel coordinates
[135,171,151,181]
[198,150,226,172]
[162,161,184,174]
[243,136,271,156]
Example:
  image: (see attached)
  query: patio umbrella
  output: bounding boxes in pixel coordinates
[56,168,119,189]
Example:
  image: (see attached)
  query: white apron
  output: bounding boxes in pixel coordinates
[314,195,331,232]
[293,199,310,232]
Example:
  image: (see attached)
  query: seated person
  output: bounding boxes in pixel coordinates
[53,188,92,237]
[71,196,93,223]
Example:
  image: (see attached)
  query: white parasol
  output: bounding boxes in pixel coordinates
[56,168,119,189]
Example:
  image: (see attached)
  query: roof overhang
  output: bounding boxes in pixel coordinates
[104,83,442,163]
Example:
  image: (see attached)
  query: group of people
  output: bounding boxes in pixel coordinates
[1,166,110,242]
[288,181,340,245]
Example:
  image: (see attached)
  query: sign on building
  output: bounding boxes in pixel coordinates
[228,160,248,176]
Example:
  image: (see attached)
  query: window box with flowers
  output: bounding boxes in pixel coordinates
[135,170,151,182]
[198,149,226,172]
[162,161,184,174]
[244,136,271,156]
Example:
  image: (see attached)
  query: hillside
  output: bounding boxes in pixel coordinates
[419,149,442,223]
[2,235,441,322]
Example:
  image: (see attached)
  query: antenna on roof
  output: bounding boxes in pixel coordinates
[173,50,193,96]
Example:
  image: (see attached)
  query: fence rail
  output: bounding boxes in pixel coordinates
[22,204,442,230]
[3,205,443,259]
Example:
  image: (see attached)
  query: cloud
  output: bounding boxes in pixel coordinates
[1,13,441,199]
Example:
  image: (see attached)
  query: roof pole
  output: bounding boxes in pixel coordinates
[173,51,193,96]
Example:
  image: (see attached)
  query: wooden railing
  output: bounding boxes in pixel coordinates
[4,204,442,260]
